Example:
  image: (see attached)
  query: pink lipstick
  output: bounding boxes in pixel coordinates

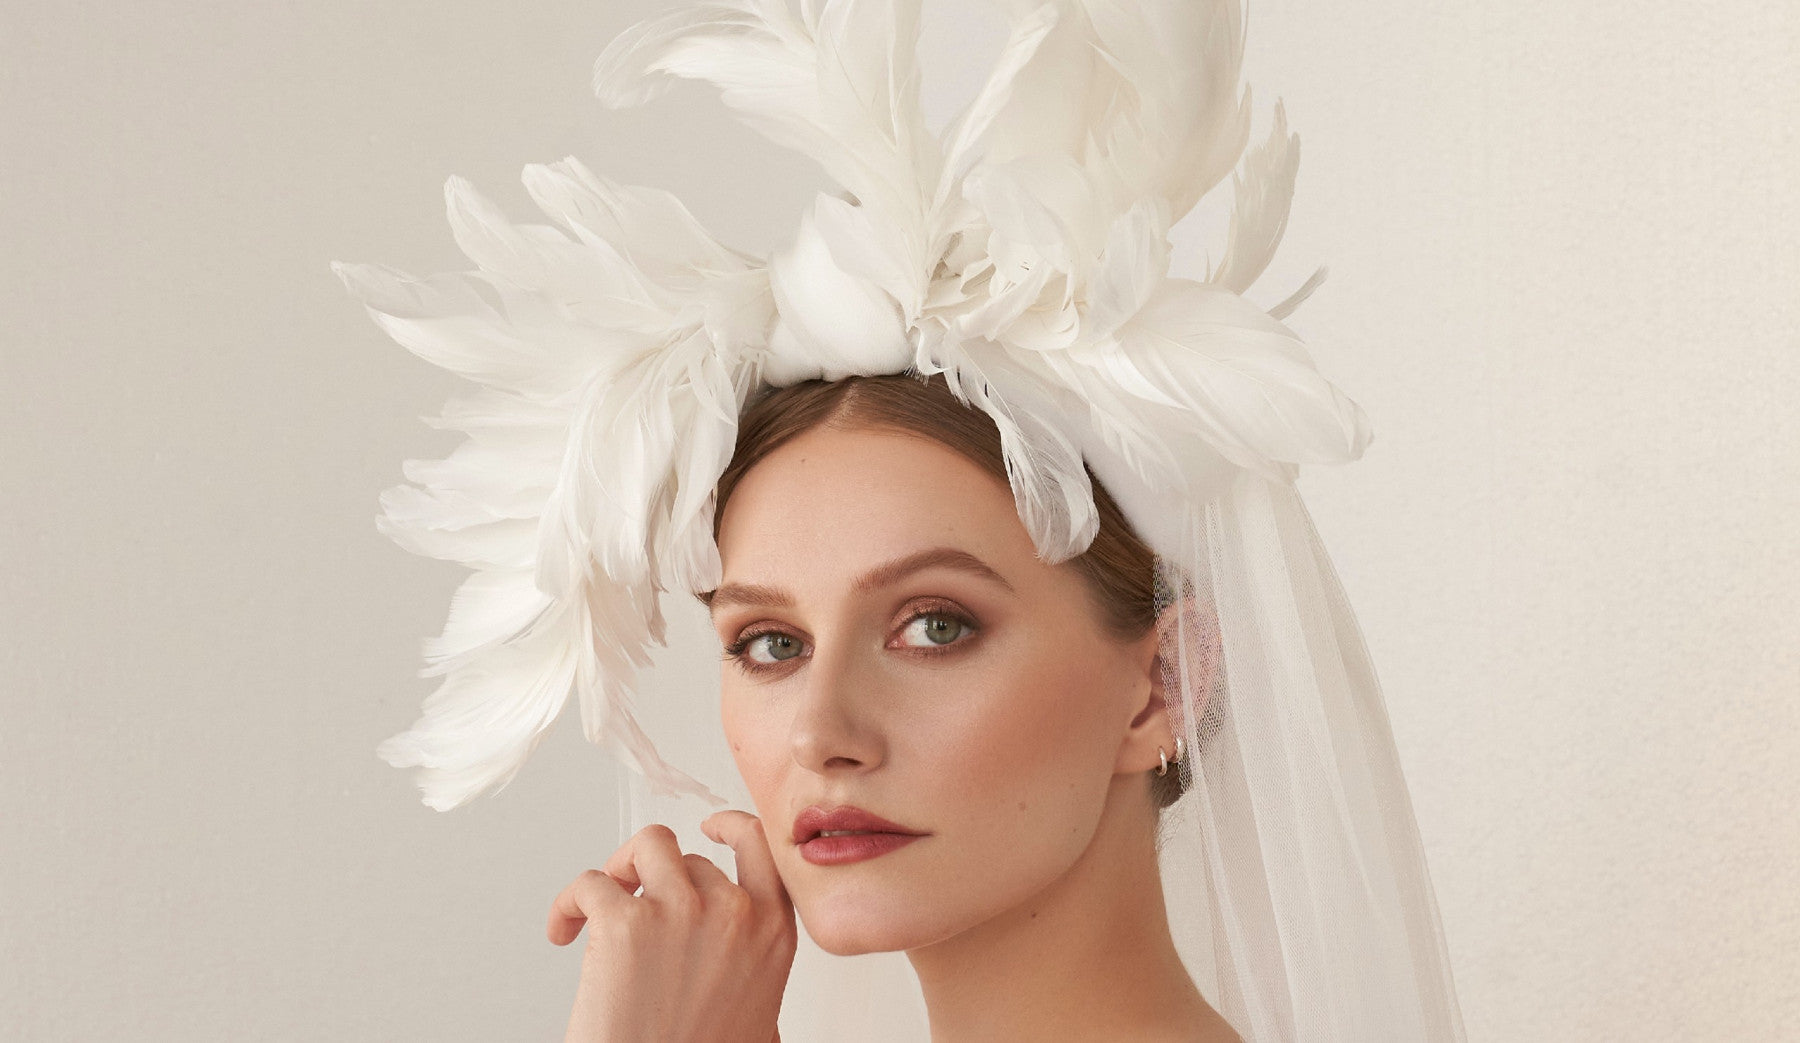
[791,805,929,866]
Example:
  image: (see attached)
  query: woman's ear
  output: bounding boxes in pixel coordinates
[1114,593,1221,776]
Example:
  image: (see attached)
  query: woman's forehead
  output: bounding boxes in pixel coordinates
[711,425,1040,594]
[719,425,1013,534]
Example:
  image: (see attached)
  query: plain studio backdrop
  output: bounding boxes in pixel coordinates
[3,1,1795,1039]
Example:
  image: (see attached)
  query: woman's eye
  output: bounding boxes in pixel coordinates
[898,612,969,648]
[729,609,973,670]
[745,632,805,664]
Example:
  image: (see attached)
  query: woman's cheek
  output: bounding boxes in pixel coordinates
[992,657,1123,831]
[919,658,1087,831]
[720,688,787,806]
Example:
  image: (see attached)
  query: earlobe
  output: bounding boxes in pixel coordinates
[1116,622,1173,775]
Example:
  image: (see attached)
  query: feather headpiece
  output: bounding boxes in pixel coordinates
[335,0,1364,812]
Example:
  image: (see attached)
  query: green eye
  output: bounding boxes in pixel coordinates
[901,613,967,648]
[749,633,804,663]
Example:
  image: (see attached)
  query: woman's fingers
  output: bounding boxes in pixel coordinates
[681,852,736,896]
[546,869,631,946]
[701,811,789,910]
[548,817,786,951]
[548,824,697,946]
[603,824,696,907]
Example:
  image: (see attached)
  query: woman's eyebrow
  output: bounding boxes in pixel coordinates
[702,546,1014,614]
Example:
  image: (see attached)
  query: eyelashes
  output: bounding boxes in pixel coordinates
[722,601,980,677]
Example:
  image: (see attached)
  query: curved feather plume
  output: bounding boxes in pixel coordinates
[971,1,1250,247]
[1075,278,1372,480]
[339,155,761,810]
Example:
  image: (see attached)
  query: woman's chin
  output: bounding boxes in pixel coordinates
[800,923,895,957]
[793,894,951,956]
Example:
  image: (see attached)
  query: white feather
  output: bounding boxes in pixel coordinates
[348,157,759,808]
[332,263,603,396]
[402,427,560,513]
[375,608,581,812]
[1211,98,1301,295]
[418,568,555,674]
[912,327,1098,563]
[444,177,671,333]
[1268,263,1329,322]
[427,386,567,425]
[763,193,913,383]
[1083,195,1172,343]
[1085,0,1251,219]
[520,157,758,289]
[1100,278,1373,475]
[932,3,1060,208]
[376,488,537,571]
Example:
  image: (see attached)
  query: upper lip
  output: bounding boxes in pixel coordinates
[791,805,928,844]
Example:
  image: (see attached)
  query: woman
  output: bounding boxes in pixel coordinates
[339,0,1467,1038]
[549,374,1242,1041]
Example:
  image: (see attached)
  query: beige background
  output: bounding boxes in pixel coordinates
[3,0,1795,1039]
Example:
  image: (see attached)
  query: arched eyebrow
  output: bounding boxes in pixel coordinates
[699,546,1015,614]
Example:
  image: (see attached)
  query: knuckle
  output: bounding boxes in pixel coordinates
[637,823,678,845]
[610,899,652,938]
[717,886,754,921]
[664,882,702,913]
[661,894,701,925]
[586,917,632,956]
[573,869,613,899]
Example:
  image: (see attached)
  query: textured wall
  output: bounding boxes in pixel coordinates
[2,1,1793,1039]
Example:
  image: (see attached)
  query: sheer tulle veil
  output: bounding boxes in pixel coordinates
[336,1,1468,1038]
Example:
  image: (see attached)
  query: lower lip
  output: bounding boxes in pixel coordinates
[797,832,925,866]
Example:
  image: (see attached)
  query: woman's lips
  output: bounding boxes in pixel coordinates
[791,805,929,867]
[798,831,924,865]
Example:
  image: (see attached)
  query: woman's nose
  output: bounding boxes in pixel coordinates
[788,638,886,776]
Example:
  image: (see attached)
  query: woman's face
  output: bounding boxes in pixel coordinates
[709,422,1162,955]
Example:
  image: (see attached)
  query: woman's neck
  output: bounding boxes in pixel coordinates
[904,779,1238,1043]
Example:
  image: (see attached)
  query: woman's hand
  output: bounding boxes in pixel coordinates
[548,811,797,1043]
